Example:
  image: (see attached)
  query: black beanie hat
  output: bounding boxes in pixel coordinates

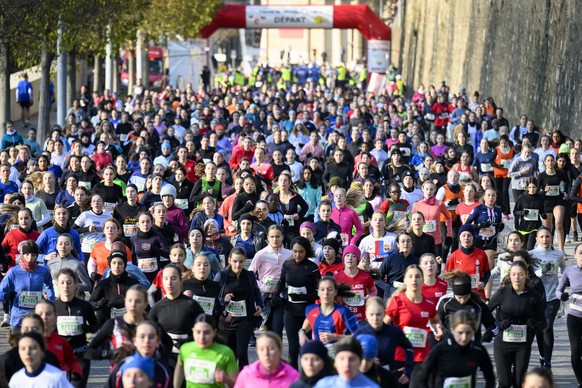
[108,241,128,267]
[322,238,340,253]
[299,340,328,360]
[334,337,363,359]
[21,242,39,255]
[452,274,472,296]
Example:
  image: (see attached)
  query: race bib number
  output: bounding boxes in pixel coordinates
[501,159,511,168]
[460,214,470,224]
[546,185,560,196]
[192,295,215,315]
[344,289,365,307]
[110,307,126,319]
[570,293,582,312]
[120,133,128,142]
[480,163,492,172]
[18,291,41,308]
[219,255,226,268]
[443,376,472,388]
[104,202,116,212]
[175,198,188,210]
[423,220,437,233]
[288,286,307,303]
[123,224,137,237]
[503,324,527,343]
[263,277,279,292]
[57,316,83,336]
[285,215,295,226]
[523,209,539,221]
[78,181,92,190]
[479,226,496,238]
[403,326,427,348]
[226,300,247,317]
[393,281,404,290]
[393,210,408,222]
[542,261,557,275]
[184,358,217,384]
[81,240,97,253]
[459,172,471,182]
[470,274,480,289]
[340,233,349,247]
[137,257,158,273]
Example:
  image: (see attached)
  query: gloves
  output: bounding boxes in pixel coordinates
[481,329,494,343]
[541,213,547,219]
[306,152,313,158]
[447,199,460,206]
[444,236,453,246]
[497,223,505,232]
[560,292,570,302]
[477,221,491,229]
[70,373,82,382]
[497,320,512,330]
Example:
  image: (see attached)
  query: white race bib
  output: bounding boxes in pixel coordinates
[570,293,582,312]
[480,163,492,172]
[285,215,295,226]
[523,209,539,221]
[104,202,116,212]
[18,291,42,308]
[123,224,137,237]
[110,307,126,319]
[546,185,560,196]
[120,133,128,142]
[57,316,84,336]
[78,181,92,190]
[175,198,188,210]
[393,281,404,289]
[443,376,472,388]
[393,210,408,222]
[501,159,511,168]
[403,326,428,348]
[423,220,437,233]
[479,226,496,238]
[344,289,365,307]
[263,276,279,292]
[503,324,527,343]
[192,295,215,315]
[470,274,480,289]
[137,257,158,273]
[184,358,217,384]
[288,286,307,303]
[226,300,247,317]
[340,233,349,247]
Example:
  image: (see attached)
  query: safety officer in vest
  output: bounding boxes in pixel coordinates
[337,63,348,89]
[281,65,292,89]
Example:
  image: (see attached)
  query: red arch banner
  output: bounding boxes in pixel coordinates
[200,4,391,73]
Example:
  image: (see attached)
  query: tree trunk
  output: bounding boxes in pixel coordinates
[142,47,149,89]
[37,42,52,141]
[112,51,119,94]
[66,49,76,110]
[128,49,135,94]
[93,55,102,93]
[0,40,10,137]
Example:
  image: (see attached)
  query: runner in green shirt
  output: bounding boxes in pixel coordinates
[174,314,238,388]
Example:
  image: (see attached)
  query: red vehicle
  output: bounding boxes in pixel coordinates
[121,46,164,88]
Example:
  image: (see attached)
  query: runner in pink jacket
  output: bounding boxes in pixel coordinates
[234,332,300,388]
[412,181,453,247]
[330,188,363,246]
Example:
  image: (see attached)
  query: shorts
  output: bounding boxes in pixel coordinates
[475,237,497,252]
[543,198,566,214]
[18,100,32,108]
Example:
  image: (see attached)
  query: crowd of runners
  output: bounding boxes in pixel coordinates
[0,65,579,388]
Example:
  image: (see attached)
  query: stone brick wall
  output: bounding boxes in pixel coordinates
[393,0,582,137]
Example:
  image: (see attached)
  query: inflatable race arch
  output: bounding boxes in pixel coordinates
[200,4,391,74]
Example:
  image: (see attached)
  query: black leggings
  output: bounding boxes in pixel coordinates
[72,356,90,388]
[494,177,511,215]
[223,319,255,369]
[284,310,304,370]
[567,314,582,385]
[536,299,560,365]
[494,343,532,388]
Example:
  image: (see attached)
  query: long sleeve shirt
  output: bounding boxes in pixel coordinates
[529,246,566,302]
[249,245,293,294]
[411,199,452,245]
[556,264,582,318]
[330,206,363,246]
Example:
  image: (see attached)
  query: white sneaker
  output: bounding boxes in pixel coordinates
[1,314,9,327]
[566,236,572,243]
